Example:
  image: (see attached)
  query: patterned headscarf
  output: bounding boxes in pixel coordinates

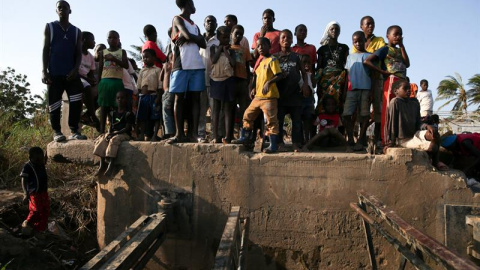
[320,21,341,46]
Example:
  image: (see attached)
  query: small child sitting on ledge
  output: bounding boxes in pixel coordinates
[93,90,134,176]
[384,80,448,171]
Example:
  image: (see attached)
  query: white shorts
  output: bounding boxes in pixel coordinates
[398,130,431,151]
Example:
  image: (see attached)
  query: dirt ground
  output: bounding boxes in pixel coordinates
[0,180,98,270]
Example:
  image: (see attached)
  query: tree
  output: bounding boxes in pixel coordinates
[436,73,469,113]
[0,67,41,120]
[467,74,480,111]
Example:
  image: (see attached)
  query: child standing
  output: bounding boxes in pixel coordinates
[230,25,252,144]
[209,26,235,143]
[21,147,49,235]
[93,91,134,176]
[365,25,410,145]
[136,49,163,141]
[161,30,176,140]
[343,31,373,151]
[417,79,434,117]
[79,31,99,129]
[224,15,250,50]
[303,96,345,151]
[252,9,281,57]
[384,80,447,170]
[292,24,317,72]
[299,55,316,144]
[243,38,283,153]
[142,25,167,69]
[274,29,310,151]
[97,30,129,134]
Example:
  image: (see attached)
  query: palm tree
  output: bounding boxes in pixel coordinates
[467,74,480,111]
[436,73,468,114]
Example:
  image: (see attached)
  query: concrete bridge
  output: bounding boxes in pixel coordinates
[48,141,479,269]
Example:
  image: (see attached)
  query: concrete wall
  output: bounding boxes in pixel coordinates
[47,141,479,269]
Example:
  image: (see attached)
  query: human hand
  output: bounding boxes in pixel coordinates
[301,84,311,97]
[398,37,404,48]
[260,25,268,37]
[175,36,187,47]
[250,88,256,100]
[66,68,78,81]
[42,70,52,84]
[141,85,149,95]
[104,54,115,61]
[262,81,270,95]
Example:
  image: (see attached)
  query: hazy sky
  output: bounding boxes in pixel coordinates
[1,0,479,111]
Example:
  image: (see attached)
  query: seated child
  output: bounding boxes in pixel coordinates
[93,90,134,176]
[136,49,163,141]
[384,80,448,170]
[21,147,49,235]
[209,26,235,143]
[303,96,346,151]
[242,37,283,153]
[79,31,99,129]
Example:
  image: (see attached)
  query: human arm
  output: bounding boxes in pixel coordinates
[21,177,29,203]
[210,45,222,64]
[364,52,392,77]
[172,17,206,48]
[104,50,128,69]
[398,38,410,68]
[42,24,52,84]
[98,50,104,80]
[226,46,235,67]
[298,56,311,97]
[250,75,257,99]
[262,73,284,95]
[66,30,83,81]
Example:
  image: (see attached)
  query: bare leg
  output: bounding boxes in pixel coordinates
[190,92,201,142]
[223,101,233,143]
[212,99,221,143]
[303,129,329,151]
[99,107,109,134]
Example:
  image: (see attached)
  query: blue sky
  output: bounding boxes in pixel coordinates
[1,0,479,111]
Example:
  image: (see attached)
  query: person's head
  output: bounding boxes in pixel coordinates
[107,30,120,49]
[231,25,244,45]
[323,96,337,114]
[204,15,217,34]
[82,31,95,49]
[360,16,375,37]
[392,79,411,99]
[224,14,238,29]
[94,43,106,61]
[256,37,271,56]
[142,49,156,67]
[29,147,45,165]
[167,27,172,39]
[386,25,403,46]
[128,58,138,71]
[280,29,293,50]
[328,23,341,40]
[300,54,312,72]
[116,90,127,109]
[143,24,157,41]
[294,24,307,42]
[56,1,71,19]
[352,31,366,52]
[176,0,195,14]
[262,9,275,29]
[431,114,439,124]
[420,79,429,91]
[216,26,231,46]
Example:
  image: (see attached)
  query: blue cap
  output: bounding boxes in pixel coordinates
[441,135,457,148]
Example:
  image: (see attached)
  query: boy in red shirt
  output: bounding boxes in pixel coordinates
[142,24,167,69]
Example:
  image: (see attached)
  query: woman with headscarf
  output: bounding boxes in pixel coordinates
[315,21,349,113]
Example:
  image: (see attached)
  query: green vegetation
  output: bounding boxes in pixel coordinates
[436,73,480,113]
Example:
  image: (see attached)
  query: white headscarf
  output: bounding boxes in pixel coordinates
[320,21,341,46]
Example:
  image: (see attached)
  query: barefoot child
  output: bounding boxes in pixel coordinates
[274,29,310,151]
[242,37,283,153]
[365,25,410,145]
[209,26,235,143]
[303,96,346,151]
[97,30,129,133]
[343,31,373,151]
[94,91,134,176]
[136,49,163,141]
[21,147,49,235]
[384,80,446,170]
[79,31,99,129]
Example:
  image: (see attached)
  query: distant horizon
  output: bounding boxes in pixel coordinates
[1,0,479,112]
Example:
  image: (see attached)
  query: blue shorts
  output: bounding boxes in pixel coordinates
[169,69,205,93]
[137,94,161,121]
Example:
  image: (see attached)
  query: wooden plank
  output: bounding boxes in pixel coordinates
[357,190,480,270]
[213,206,241,270]
[358,201,378,270]
[133,231,167,270]
[102,213,166,270]
[350,203,432,270]
[80,215,150,270]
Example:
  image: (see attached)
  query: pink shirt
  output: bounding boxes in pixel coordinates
[79,52,95,78]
